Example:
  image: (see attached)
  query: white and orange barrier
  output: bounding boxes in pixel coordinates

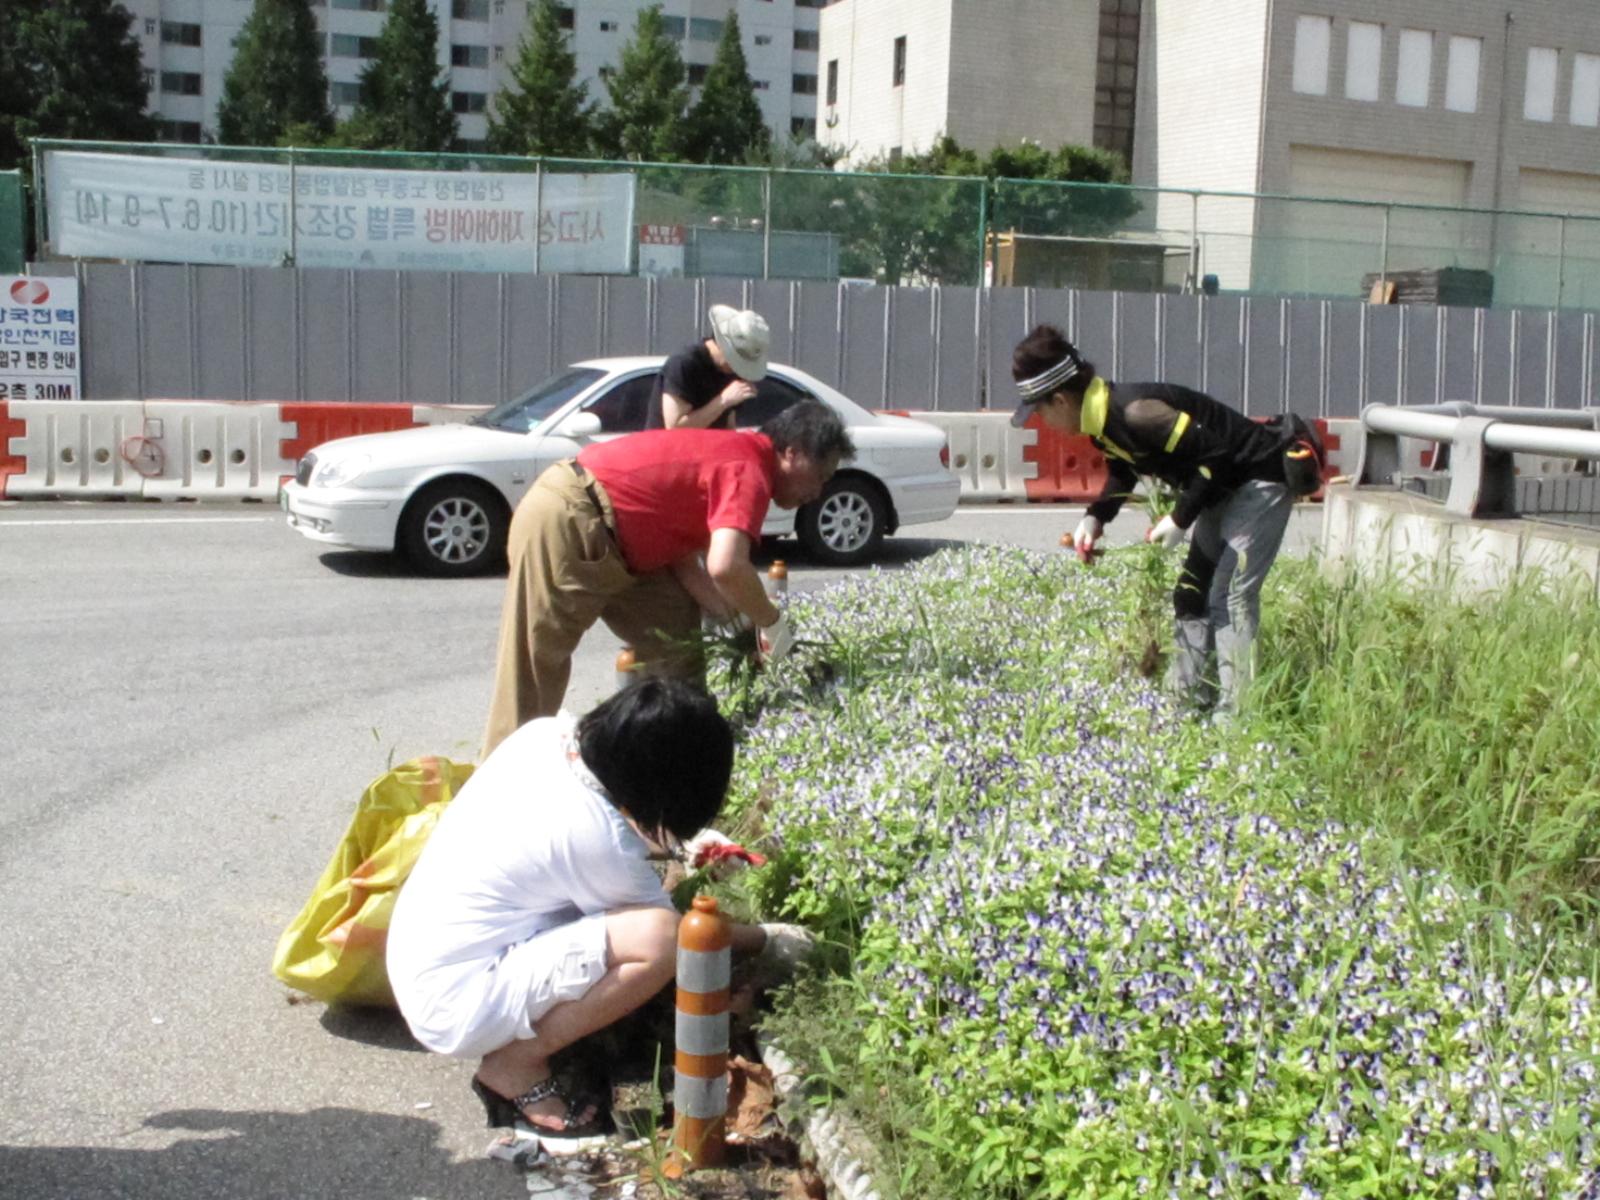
[671,895,731,1174]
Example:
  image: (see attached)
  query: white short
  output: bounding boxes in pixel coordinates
[396,913,610,1059]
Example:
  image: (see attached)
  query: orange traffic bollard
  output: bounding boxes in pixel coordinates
[765,559,788,600]
[615,645,636,691]
[670,895,731,1173]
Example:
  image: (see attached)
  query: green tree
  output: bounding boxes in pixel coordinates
[217,0,333,146]
[0,0,153,170]
[488,0,592,157]
[593,5,689,162]
[683,13,769,165]
[339,0,456,152]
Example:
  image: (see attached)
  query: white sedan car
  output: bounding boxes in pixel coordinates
[280,357,960,576]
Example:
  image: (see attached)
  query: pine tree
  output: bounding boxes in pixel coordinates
[341,0,456,152]
[593,5,689,162]
[1,0,153,170]
[217,0,333,146]
[487,0,592,157]
[683,13,769,165]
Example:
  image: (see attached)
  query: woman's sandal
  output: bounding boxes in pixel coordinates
[471,1075,611,1153]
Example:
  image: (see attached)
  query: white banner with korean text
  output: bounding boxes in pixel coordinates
[0,276,81,401]
[43,151,635,274]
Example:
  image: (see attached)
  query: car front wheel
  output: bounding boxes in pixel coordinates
[398,479,508,577]
[797,476,888,566]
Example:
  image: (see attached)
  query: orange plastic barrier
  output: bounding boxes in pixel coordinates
[0,401,25,499]
[1021,413,1109,502]
[671,895,731,1173]
[279,403,421,474]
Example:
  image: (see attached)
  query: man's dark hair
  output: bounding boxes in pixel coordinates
[576,677,732,842]
[1012,324,1095,393]
[762,399,856,464]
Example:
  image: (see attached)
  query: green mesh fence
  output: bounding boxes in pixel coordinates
[29,141,1600,310]
[0,171,23,274]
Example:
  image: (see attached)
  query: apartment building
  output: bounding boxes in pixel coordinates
[1140,1,1600,298]
[816,0,1139,166]
[122,0,823,152]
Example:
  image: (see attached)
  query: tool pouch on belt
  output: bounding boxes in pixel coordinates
[1265,412,1327,497]
[272,755,474,1007]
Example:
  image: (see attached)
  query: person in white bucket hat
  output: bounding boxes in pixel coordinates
[647,305,771,431]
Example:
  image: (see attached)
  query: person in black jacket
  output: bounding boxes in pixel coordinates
[1009,324,1304,717]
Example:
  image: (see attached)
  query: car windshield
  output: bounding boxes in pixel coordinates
[471,368,606,433]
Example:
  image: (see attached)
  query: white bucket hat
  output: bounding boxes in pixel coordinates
[707,305,770,382]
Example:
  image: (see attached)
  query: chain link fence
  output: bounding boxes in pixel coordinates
[27,140,1600,310]
[0,171,24,274]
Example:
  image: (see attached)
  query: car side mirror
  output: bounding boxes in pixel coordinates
[552,411,602,438]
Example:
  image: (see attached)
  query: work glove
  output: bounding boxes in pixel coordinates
[681,829,767,878]
[1069,515,1103,562]
[758,612,795,662]
[1146,514,1185,549]
[735,923,817,992]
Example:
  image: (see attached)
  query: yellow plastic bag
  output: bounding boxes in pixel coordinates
[272,755,474,1007]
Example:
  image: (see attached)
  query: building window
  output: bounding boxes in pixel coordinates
[892,35,906,86]
[494,44,503,61]
[1524,46,1559,122]
[599,65,615,81]
[332,0,387,10]
[160,71,203,96]
[1445,35,1481,113]
[1573,52,1600,127]
[144,18,155,35]
[888,146,902,164]
[556,5,574,29]
[143,68,156,91]
[793,73,818,95]
[452,91,487,114]
[331,33,380,58]
[1093,0,1139,164]
[451,0,489,20]
[689,18,722,42]
[826,58,838,105]
[331,80,363,105]
[754,34,772,46]
[600,20,618,32]
[687,63,709,85]
[753,79,770,90]
[1292,15,1331,95]
[451,43,489,67]
[795,0,824,7]
[1344,21,1382,102]
[791,116,816,139]
[794,29,819,52]
[661,15,686,39]
[1395,29,1432,107]
[160,21,202,47]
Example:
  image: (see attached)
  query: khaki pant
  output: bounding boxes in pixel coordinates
[482,461,704,757]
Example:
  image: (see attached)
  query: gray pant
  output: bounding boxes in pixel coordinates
[1171,480,1293,715]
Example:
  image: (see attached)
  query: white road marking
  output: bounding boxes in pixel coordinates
[0,516,276,527]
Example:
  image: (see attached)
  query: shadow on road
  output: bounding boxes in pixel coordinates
[318,1003,428,1053]
[0,1107,513,1200]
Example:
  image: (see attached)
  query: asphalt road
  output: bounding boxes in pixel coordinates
[0,499,1324,1200]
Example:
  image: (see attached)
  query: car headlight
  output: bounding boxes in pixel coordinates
[311,454,371,488]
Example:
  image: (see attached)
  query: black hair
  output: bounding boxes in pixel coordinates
[762,399,857,465]
[1012,324,1096,394]
[576,677,733,843]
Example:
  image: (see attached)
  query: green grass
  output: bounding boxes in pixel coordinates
[1250,558,1600,939]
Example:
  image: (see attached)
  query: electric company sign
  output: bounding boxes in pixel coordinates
[0,276,82,402]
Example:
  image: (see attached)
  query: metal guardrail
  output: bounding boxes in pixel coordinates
[1358,402,1600,518]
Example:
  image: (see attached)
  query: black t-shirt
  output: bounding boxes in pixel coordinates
[646,341,738,430]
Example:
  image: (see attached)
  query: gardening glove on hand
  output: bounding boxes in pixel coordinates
[736,923,816,991]
[1146,515,1185,550]
[682,829,767,880]
[1071,516,1103,560]
[759,612,795,662]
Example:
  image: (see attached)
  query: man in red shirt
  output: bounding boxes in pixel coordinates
[482,401,855,756]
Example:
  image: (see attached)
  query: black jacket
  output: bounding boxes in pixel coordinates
[1080,378,1288,528]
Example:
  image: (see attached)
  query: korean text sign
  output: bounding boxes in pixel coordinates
[0,276,81,401]
[44,151,635,274]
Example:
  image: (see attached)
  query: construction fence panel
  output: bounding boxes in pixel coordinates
[0,170,24,275]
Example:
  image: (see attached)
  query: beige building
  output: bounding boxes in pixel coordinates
[1140,0,1600,302]
[817,0,1138,166]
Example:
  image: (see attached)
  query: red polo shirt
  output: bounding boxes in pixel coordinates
[577,430,776,574]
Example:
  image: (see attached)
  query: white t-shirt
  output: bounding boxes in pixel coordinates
[387,714,673,1056]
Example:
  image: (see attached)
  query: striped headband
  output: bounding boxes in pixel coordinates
[1016,353,1082,400]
